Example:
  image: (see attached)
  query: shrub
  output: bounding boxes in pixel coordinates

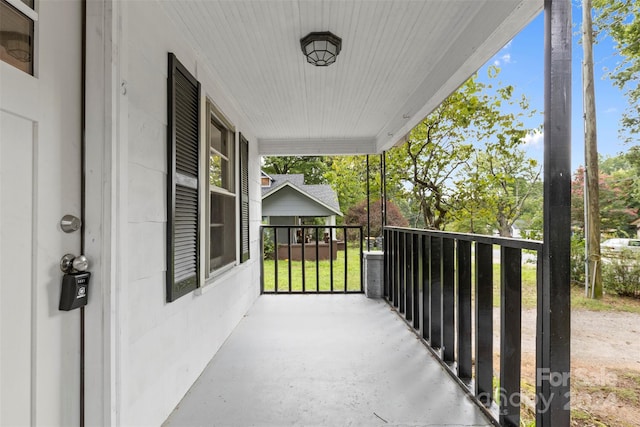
[603,250,640,298]
[262,228,275,260]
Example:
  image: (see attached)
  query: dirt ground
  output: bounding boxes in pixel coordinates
[495,309,640,426]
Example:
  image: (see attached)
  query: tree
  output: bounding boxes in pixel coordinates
[344,199,409,237]
[324,154,409,221]
[388,77,481,230]
[457,144,541,237]
[571,165,638,236]
[262,156,329,184]
[593,0,640,143]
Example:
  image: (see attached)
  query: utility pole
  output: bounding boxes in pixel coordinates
[582,0,602,298]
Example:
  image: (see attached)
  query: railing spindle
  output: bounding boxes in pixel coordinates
[421,234,430,341]
[405,231,413,321]
[457,239,472,381]
[475,242,493,406]
[442,237,455,363]
[430,236,442,350]
[399,232,406,314]
[412,233,420,330]
[301,226,306,292]
[287,228,292,292]
[274,228,279,293]
[344,226,348,293]
[500,246,522,426]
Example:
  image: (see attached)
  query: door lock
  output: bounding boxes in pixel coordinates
[60,214,82,233]
[60,253,89,274]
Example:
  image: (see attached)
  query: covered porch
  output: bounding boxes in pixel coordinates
[164,294,493,426]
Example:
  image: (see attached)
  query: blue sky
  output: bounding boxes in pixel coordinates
[476,1,630,172]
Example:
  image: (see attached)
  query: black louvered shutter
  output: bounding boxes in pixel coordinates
[239,134,250,263]
[167,53,200,302]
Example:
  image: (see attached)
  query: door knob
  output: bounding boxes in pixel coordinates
[60,254,89,274]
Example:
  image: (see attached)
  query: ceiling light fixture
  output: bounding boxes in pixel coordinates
[300,31,342,66]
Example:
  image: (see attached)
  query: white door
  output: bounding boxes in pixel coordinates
[1,0,82,425]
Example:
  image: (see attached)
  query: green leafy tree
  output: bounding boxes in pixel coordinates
[593,0,640,143]
[466,144,541,237]
[324,154,408,221]
[393,67,538,234]
[262,156,329,184]
[388,76,491,230]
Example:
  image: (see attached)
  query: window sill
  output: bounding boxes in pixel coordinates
[195,262,240,295]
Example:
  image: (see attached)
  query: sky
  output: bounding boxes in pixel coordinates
[476,1,631,172]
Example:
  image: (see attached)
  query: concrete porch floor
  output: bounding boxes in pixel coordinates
[163,295,492,427]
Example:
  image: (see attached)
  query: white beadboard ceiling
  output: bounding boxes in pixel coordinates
[158,0,542,155]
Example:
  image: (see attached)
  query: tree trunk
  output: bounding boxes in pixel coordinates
[583,0,602,298]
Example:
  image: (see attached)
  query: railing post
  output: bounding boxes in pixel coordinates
[457,240,472,381]
[500,247,522,426]
[539,0,572,424]
[442,238,455,363]
[475,242,493,406]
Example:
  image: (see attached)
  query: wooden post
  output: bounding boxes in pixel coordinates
[537,0,572,425]
[582,0,602,298]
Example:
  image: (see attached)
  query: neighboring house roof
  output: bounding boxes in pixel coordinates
[262,173,342,216]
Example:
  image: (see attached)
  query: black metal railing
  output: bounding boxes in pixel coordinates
[260,225,364,294]
[383,226,544,427]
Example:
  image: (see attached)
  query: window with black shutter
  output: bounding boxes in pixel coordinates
[167,53,200,302]
[239,134,250,263]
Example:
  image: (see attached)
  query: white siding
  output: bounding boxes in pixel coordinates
[119,2,262,424]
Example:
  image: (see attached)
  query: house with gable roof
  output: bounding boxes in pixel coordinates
[261,171,342,243]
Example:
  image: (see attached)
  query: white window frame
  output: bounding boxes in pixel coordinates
[204,98,239,279]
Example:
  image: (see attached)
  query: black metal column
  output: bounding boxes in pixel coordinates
[538,0,572,425]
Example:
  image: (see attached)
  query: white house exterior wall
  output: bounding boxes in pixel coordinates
[84,1,262,424]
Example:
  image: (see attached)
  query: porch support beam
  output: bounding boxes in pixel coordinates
[258,137,377,156]
[538,0,572,425]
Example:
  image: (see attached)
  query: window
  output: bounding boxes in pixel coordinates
[0,0,35,75]
[167,53,201,302]
[206,102,237,273]
[167,54,251,300]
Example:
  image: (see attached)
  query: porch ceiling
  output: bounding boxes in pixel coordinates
[159,0,542,155]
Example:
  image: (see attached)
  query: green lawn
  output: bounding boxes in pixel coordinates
[262,244,363,292]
